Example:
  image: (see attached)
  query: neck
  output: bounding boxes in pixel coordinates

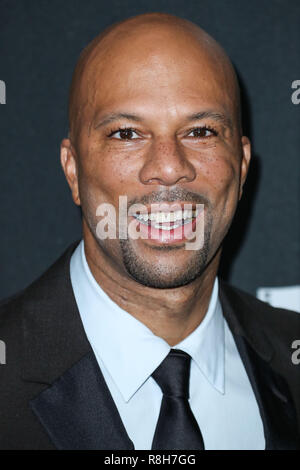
[83,229,221,346]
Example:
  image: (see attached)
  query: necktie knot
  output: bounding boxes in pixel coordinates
[152,349,191,399]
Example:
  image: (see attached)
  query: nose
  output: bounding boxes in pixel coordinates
[139,138,196,186]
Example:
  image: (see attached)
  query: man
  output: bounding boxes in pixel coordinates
[0,12,299,450]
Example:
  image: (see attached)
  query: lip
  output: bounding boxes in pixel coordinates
[128,204,204,246]
[130,201,198,215]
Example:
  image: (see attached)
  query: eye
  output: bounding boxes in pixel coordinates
[108,127,139,140]
[187,126,217,138]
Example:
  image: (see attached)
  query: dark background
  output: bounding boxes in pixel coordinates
[0,0,299,300]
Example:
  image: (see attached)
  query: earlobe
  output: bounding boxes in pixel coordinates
[238,136,251,200]
[60,138,81,206]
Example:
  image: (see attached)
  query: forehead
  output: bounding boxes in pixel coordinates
[79,27,237,126]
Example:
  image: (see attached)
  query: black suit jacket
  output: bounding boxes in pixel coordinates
[0,241,299,450]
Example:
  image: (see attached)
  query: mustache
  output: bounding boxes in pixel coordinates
[127,188,211,208]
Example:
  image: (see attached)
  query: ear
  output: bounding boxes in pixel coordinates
[238,136,251,201]
[60,138,81,206]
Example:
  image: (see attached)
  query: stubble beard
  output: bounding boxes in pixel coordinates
[119,216,213,289]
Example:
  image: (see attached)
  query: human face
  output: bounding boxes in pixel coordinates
[62,29,251,288]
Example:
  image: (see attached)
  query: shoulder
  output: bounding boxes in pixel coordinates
[220,279,299,323]
[0,241,79,334]
[219,279,300,352]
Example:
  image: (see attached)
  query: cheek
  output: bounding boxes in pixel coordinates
[99,153,139,196]
[197,149,240,201]
[78,140,138,201]
[197,152,240,232]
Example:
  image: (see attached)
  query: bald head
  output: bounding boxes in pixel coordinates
[68,12,241,141]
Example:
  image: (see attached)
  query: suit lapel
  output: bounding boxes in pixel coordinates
[22,242,134,450]
[29,351,134,450]
[219,281,300,450]
[232,334,299,449]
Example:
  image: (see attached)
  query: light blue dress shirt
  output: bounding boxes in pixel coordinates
[70,240,265,450]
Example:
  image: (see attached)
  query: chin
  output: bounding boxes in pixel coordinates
[128,271,202,289]
[120,239,209,289]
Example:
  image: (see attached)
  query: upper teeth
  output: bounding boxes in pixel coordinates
[135,209,198,224]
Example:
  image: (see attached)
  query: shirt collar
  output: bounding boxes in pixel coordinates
[70,240,225,402]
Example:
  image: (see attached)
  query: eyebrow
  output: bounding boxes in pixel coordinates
[187,111,233,131]
[94,113,144,129]
[93,110,233,131]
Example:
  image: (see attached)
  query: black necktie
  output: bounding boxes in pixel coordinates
[151,348,205,450]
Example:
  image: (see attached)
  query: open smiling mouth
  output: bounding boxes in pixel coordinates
[129,205,204,245]
[133,208,199,230]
